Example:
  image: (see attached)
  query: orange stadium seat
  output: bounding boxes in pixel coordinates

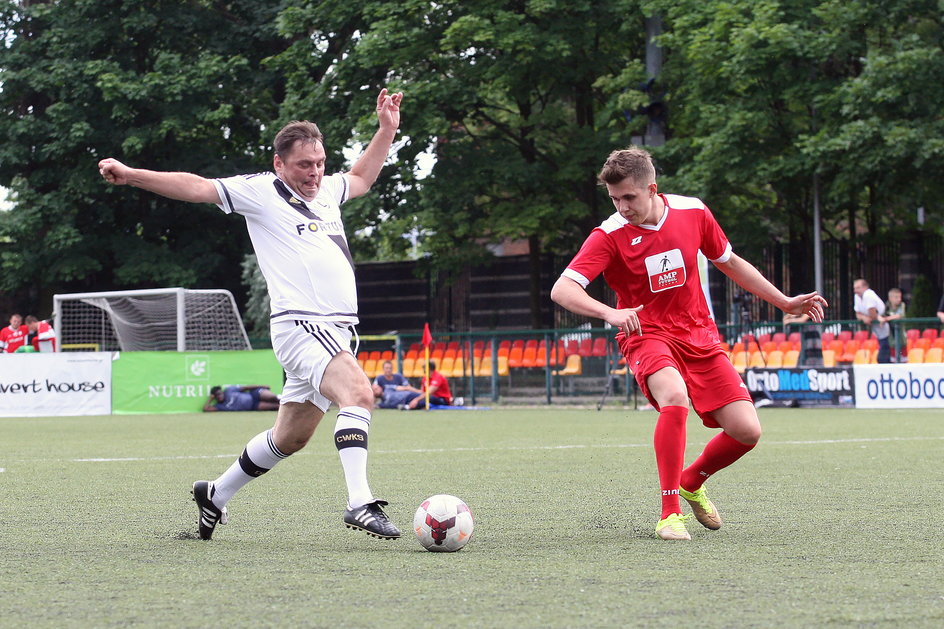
[783,349,800,367]
[821,350,836,368]
[521,346,539,368]
[553,354,582,376]
[924,347,943,363]
[507,346,525,368]
[766,350,784,368]
[730,351,749,373]
[907,348,925,363]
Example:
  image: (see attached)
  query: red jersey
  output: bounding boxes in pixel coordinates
[31,320,57,352]
[423,371,453,404]
[563,194,731,351]
[0,324,28,353]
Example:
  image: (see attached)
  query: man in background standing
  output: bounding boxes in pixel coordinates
[853,278,890,363]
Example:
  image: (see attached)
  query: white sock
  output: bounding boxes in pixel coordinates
[211,429,289,507]
[334,406,373,509]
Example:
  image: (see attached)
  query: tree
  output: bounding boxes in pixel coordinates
[273,0,651,327]
[0,0,289,312]
[646,0,944,308]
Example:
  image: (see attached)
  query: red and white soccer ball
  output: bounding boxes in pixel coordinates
[413,494,474,552]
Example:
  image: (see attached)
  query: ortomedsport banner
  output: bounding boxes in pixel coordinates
[853,363,944,408]
[111,350,283,414]
[744,367,855,408]
[0,352,113,417]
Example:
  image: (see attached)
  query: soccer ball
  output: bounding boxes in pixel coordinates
[413,494,474,552]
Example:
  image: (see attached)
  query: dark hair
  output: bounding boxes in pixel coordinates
[24,315,37,324]
[428,361,437,371]
[273,121,324,158]
[210,386,222,396]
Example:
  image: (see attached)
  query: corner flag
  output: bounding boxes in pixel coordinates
[422,323,432,410]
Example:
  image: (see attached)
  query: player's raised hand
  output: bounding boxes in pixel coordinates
[375,88,403,132]
[784,292,828,323]
[98,158,132,186]
[607,304,645,337]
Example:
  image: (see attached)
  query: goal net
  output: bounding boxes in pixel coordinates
[53,288,251,352]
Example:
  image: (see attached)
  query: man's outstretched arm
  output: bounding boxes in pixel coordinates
[99,158,221,205]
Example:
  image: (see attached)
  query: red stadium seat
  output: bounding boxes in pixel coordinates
[853,330,870,342]
[578,338,594,357]
[820,332,835,345]
[837,330,852,342]
[591,337,608,357]
[772,332,787,343]
[922,328,939,340]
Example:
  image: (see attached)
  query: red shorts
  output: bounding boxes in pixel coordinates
[617,333,751,428]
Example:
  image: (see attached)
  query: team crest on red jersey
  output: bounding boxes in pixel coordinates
[645,249,686,292]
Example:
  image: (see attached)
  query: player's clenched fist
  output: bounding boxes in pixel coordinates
[98,158,130,185]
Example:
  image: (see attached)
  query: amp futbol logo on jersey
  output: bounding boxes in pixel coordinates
[645,249,686,293]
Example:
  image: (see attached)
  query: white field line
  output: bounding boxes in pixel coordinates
[29,434,939,463]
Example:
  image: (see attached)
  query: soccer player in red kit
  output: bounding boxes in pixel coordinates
[551,147,827,540]
[0,313,28,353]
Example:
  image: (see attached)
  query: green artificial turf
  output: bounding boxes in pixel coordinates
[1,407,942,628]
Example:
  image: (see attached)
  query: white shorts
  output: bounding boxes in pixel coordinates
[271,319,355,412]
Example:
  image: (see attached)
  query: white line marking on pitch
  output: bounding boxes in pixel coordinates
[61,435,944,463]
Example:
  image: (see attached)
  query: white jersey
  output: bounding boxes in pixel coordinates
[213,172,358,325]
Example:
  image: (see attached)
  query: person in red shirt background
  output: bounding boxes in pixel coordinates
[25,316,57,352]
[402,360,454,409]
[0,313,28,353]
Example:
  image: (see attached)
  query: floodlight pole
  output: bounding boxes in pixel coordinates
[813,173,824,295]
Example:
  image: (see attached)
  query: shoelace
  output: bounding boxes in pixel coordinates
[667,513,693,531]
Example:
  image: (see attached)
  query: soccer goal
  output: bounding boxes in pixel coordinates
[53,288,251,352]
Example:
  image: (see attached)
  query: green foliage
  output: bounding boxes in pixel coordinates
[0,0,287,302]
[909,273,938,318]
[272,0,650,267]
[240,253,270,338]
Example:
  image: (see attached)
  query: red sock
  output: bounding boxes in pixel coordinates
[680,431,755,492]
[654,405,688,519]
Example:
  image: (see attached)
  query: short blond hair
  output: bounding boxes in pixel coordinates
[598,147,656,186]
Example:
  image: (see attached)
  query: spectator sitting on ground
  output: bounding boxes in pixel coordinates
[25,315,57,353]
[373,360,409,390]
[402,361,455,410]
[372,381,422,410]
[204,385,280,412]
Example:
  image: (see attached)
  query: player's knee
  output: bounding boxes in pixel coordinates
[659,389,689,408]
[348,383,375,410]
[731,423,762,445]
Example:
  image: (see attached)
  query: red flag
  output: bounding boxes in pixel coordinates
[421,323,433,348]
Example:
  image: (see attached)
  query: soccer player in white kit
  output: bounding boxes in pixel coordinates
[98,89,404,540]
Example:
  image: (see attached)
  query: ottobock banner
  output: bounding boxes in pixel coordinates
[744,367,855,408]
[853,363,944,408]
[0,352,113,418]
[111,351,283,414]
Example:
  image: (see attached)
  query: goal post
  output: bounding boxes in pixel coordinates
[53,288,251,352]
